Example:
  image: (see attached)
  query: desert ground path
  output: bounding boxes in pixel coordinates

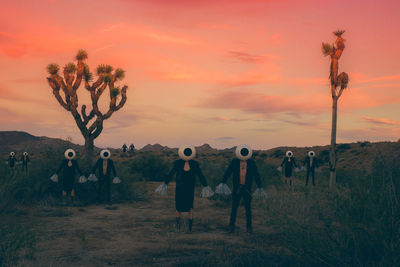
[24,182,282,266]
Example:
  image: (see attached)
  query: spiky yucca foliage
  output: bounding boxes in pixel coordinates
[110,87,121,98]
[64,63,77,74]
[104,65,113,74]
[337,72,349,89]
[114,68,125,80]
[47,64,60,75]
[333,30,345,37]
[322,43,332,56]
[75,49,88,61]
[83,64,93,82]
[96,64,107,75]
[103,73,113,83]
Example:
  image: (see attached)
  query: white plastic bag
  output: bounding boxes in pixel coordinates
[200,186,215,198]
[316,168,322,173]
[295,167,300,173]
[88,173,98,182]
[155,183,168,196]
[300,166,305,171]
[50,174,58,183]
[215,183,231,195]
[112,177,121,184]
[78,176,87,183]
[253,188,267,200]
[277,166,282,171]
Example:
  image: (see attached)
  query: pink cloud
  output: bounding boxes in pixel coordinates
[361,116,398,126]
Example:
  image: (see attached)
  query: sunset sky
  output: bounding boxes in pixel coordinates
[1,0,399,149]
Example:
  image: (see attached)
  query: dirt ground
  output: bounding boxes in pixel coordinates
[23,182,283,266]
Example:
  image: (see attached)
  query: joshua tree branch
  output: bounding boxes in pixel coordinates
[73,61,84,91]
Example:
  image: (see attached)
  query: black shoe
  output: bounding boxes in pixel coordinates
[176,217,181,231]
[228,225,235,234]
[246,227,253,234]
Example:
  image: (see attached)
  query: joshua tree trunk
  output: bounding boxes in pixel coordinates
[329,95,338,186]
[322,30,349,188]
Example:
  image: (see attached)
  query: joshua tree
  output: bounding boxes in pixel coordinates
[322,30,349,187]
[46,50,128,158]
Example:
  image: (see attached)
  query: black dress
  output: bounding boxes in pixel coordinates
[56,159,82,193]
[8,156,16,168]
[165,160,208,212]
[280,157,297,178]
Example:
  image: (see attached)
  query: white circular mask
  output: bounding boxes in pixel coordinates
[100,149,111,159]
[286,150,293,158]
[235,144,252,161]
[23,152,28,156]
[64,149,76,160]
[308,151,315,158]
[10,152,15,157]
[178,146,196,161]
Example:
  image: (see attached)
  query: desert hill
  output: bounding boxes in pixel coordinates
[1,131,399,173]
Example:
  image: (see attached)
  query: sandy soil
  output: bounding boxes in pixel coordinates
[24,182,282,266]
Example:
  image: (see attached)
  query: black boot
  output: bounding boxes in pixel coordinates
[228,224,235,234]
[188,219,193,232]
[246,225,253,234]
[176,217,181,231]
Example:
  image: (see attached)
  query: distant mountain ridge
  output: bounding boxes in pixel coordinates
[1,131,399,174]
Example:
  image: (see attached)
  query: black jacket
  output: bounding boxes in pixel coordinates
[303,156,319,170]
[21,155,30,165]
[222,158,262,191]
[165,160,208,187]
[92,158,117,178]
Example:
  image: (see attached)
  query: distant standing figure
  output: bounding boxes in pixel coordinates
[21,152,30,172]
[8,152,17,173]
[129,144,135,152]
[219,145,262,234]
[90,149,119,204]
[53,149,83,203]
[155,146,213,232]
[304,151,318,186]
[280,151,298,188]
[122,144,127,153]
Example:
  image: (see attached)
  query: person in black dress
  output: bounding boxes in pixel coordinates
[55,149,83,203]
[90,149,117,203]
[221,144,262,233]
[304,151,318,186]
[163,146,209,232]
[8,152,16,173]
[21,152,30,173]
[280,150,298,187]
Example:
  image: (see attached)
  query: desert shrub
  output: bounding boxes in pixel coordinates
[358,141,371,147]
[271,149,285,158]
[0,223,36,266]
[338,143,351,150]
[130,153,171,181]
[263,156,400,266]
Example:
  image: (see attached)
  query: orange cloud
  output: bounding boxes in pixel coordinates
[361,116,398,126]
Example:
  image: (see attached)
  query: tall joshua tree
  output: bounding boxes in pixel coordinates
[322,30,349,187]
[46,50,128,158]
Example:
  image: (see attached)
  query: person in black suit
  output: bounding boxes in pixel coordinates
[163,146,209,232]
[221,145,262,233]
[304,151,318,186]
[90,149,117,203]
[280,150,297,187]
[55,149,83,203]
[21,152,30,173]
